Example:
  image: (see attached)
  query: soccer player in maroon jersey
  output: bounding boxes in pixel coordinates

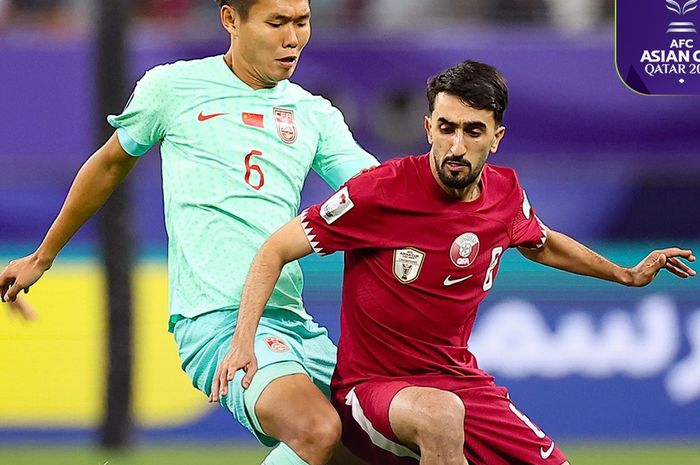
[212,60,696,465]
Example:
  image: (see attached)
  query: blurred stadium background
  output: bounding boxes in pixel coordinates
[1,0,700,464]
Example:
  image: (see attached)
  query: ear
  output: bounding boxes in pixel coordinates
[221,5,239,37]
[424,115,433,145]
[490,125,506,154]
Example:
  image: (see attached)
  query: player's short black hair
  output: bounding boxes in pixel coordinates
[214,0,311,22]
[214,0,259,21]
[426,60,508,125]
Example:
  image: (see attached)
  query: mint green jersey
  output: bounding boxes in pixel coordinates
[107,55,378,330]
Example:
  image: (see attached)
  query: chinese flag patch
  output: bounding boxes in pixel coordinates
[242,112,264,128]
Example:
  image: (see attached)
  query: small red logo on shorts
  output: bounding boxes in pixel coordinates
[264,337,290,353]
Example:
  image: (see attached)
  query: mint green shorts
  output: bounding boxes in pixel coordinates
[173,309,337,446]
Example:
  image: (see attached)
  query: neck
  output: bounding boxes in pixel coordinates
[224,49,276,90]
[441,178,482,202]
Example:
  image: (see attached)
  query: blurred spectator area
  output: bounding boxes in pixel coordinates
[0,0,614,33]
[3,0,696,249]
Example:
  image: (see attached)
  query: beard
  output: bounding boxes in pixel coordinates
[437,156,484,189]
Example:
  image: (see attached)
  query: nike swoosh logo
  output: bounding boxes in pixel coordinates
[540,441,555,460]
[198,111,228,122]
[443,275,472,286]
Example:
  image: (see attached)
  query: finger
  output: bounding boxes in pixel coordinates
[210,367,221,402]
[667,257,696,277]
[664,262,690,278]
[4,284,17,303]
[242,360,258,389]
[666,258,696,278]
[242,365,252,389]
[661,248,694,260]
[0,279,14,303]
[5,282,26,303]
[219,368,230,397]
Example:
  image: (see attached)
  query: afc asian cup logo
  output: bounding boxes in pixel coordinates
[666,0,697,33]
[273,107,298,144]
[450,232,480,268]
[264,336,290,353]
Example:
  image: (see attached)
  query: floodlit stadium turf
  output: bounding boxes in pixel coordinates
[0,444,699,465]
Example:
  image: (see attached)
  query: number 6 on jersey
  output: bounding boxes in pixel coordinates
[244,150,265,190]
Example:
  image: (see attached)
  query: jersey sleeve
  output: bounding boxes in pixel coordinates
[511,186,548,249]
[106,65,171,157]
[300,168,390,255]
[311,100,379,190]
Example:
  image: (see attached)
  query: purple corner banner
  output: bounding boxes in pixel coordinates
[617,0,700,95]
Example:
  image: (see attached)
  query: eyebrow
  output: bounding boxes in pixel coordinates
[437,117,488,130]
[267,12,311,21]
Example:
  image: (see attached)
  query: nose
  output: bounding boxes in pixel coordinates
[283,24,299,49]
[450,130,467,156]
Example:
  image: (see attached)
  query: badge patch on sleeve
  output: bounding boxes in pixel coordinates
[393,248,426,284]
[321,186,354,224]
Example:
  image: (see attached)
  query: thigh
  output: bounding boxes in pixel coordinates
[254,371,339,446]
[457,382,568,465]
[388,385,465,450]
[333,380,420,465]
[175,310,316,446]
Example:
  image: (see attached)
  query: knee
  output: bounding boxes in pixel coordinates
[414,391,465,442]
[288,410,342,461]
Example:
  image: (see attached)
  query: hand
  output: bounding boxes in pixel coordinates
[0,254,51,303]
[626,248,696,287]
[208,343,258,403]
[3,296,39,321]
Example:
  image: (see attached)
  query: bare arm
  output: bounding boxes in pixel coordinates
[1,132,138,303]
[519,228,696,287]
[210,216,314,401]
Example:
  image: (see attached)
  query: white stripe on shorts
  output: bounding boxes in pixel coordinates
[344,387,420,460]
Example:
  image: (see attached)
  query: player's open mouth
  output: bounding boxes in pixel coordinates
[444,160,470,172]
[276,57,297,69]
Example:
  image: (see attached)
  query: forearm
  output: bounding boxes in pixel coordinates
[232,245,286,347]
[34,135,136,267]
[232,217,314,346]
[520,229,631,285]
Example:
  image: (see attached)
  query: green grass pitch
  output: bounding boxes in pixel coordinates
[1,443,699,465]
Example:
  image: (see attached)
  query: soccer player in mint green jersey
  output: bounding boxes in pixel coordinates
[0,1,378,464]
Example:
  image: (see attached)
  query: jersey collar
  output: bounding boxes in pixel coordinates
[218,55,289,97]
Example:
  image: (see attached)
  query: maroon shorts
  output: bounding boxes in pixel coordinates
[332,374,567,465]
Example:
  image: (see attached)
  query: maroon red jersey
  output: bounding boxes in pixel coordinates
[301,154,547,390]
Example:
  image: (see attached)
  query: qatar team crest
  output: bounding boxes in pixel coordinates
[273,107,297,144]
[264,336,290,353]
[393,248,426,284]
[450,232,480,268]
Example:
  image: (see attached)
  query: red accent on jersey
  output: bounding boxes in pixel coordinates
[264,336,289,353]
[197,111,228,122]
[242,112,264,128]
[301,154,547,390]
